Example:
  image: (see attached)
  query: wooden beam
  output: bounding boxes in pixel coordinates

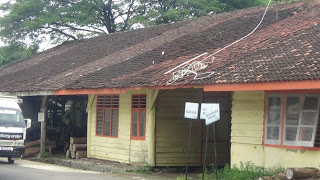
[55,88,132,95]
[0,91,54,96]
[40,96,48,154]
[147,89,159,114]
[55,86,202,95]
[204,80,320,92]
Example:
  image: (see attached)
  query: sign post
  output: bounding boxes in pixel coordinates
[200,103,220,180]
[184,102,199,180]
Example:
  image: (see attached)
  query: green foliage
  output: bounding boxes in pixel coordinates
[176,162,284,180]
[40,152,52,158]
[202,162,284,180]
[0,42,38,66]
[129,165,153,174]
[0,0,268,65]
[0,0,267,45]
[176,175,193,180]
[219,0,269,11]
[131,0,226,26]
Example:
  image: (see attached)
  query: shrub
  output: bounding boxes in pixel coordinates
[204,162,284,180]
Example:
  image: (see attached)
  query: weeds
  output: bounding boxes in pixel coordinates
[129,165,153,174]
[40,152,52,158]
[205,162,284,180]
[176,162,284,180]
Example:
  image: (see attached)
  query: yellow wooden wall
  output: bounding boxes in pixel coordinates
[155,88,203,166]
[230,91,265,167]
[231,91,320,168]
[87,89,157,166]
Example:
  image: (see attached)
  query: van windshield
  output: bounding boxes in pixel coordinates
[0,108,25,128]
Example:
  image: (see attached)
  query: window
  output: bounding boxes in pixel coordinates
[264,93,320,148]
[96,95,119,137]
[265,95,282,145]
[131,94,146,140]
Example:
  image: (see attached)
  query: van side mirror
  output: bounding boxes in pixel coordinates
[24,119,31,128]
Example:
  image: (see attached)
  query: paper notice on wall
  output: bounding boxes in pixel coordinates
[184,102,199,119]
[201,103,220,125]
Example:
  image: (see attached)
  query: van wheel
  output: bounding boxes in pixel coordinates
[8,157,14,164]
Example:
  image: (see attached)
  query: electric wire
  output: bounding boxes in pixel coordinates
[165,0,272,84]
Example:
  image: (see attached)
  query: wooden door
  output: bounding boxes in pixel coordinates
[201,92,232,167]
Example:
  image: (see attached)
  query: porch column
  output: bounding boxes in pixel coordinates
[147,89,159,166]
[40,96,48,154]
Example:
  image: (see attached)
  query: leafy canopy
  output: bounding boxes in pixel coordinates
[0,42,38,66]
[0,0,267,45]
[0,0,267,66]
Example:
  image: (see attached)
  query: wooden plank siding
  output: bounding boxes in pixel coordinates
[155,88,203,166]
[231,91,265,145]
[87,89,156,166]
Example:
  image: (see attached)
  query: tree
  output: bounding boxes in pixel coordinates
[130,0,226,26]
[0,0,266,64]
[0,0,137,45]
[219,0,269,11]
[0,42,38,66]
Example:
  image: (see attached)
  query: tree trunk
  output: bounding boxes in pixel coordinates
[76,151,87,159]
[66,150,70,158]
[47,144,56,154]
[25,139,55,148]
[73,144,87,151]
[70,137,87,144]
[256,173,286,180]
[24,147,40,156]
[69,144,73,151]
[25,140,41,148]
[255,176,273,180]
[285,168,320,179]
[273,173,286,180]
[71,151,76,159]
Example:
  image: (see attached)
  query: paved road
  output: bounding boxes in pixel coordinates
[0,158,146,180]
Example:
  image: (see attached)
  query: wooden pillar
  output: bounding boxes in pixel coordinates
[147,89,159,166]
[86,94,96,158]
[40,96,48,154]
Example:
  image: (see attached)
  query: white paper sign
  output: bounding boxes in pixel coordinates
[184,102,199,119]
[38,112,44,122]
[204,103,220,125]
[200,103,216,119]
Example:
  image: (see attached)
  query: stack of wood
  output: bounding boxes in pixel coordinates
[256,167,320,180]
[65,137,87,159]
[23,139,56,158]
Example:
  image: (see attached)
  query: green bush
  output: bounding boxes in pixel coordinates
[204,162,284,180]
[129,165,153,174]
[40,152,52,158]
[176,162,284,180]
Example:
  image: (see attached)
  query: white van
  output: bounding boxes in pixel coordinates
[0,96,31,163]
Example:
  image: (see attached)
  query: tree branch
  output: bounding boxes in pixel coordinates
[48,26,78,40]
[121,0,135,31]
[52,22,106,34]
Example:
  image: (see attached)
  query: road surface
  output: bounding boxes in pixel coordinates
[0,158,148,180]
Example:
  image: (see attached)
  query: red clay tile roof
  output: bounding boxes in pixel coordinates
[0,0,319,93]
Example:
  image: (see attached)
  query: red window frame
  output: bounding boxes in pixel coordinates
[96,95,119,138]
[131,94,146,140]
[263,90,320,151]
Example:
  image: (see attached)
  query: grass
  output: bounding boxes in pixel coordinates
[177,162,284,180]
[128,165,153,174]
[40,152,52,158]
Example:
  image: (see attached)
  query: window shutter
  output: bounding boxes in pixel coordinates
[131,95,146,140]
[96,95,119,137]
[96,109,104,135]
